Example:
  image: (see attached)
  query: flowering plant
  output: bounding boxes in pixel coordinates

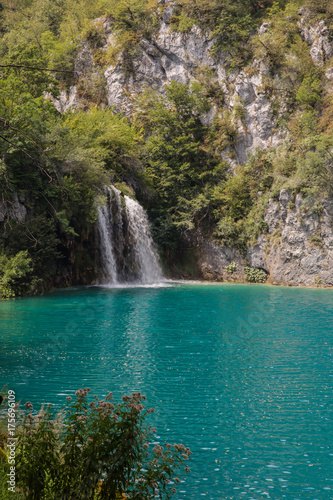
[15,389,191,499]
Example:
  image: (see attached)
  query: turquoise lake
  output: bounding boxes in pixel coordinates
[1,283,333,499]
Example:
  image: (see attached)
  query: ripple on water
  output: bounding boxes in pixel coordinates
[1,283,333,499]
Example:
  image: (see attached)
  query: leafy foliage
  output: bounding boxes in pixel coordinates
[1,217,61,281]
[244,266,268,283]
[0,0,333,289]
[171,0,287,67]
[226,261,237,274]
[0,0,104,78]
[0,250,33,298]
[13,390,191,499]
[136,81,225,241]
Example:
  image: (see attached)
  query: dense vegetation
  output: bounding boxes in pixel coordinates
[0,389,191,498]
[0,0,333,294]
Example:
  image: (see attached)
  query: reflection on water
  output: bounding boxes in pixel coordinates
[1,283,333,499]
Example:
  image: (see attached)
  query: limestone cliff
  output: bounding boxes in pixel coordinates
[57,5,333,287]
[196,190,333,287]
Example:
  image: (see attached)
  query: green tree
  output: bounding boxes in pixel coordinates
[136,81,225,238]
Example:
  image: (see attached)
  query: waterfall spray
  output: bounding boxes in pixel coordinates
[96,187,118,284]
[125,196,164,283]
[96,186,164,285]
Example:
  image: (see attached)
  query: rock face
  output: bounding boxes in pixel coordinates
[248,191,333,286]
[227,68,284,165]
[57,12,311,165]
[55,7,333,150]
[104,21,216,112]
[104,18,284,164]
[44,10,281,165]
[196,237,245,282]
[298,9,333,65]
[51,86,79,113]
[0,193,27,222]
[195,190,333,287]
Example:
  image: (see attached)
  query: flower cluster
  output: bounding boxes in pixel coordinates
[75,388,91,398]
[153,445,164,456]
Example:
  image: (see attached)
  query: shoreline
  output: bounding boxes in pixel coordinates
[1,277,333,302]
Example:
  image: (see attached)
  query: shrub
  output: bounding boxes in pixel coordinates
[244,266,267,283]
[12,389,191,499]
[215,216,239,247]
[0,251,33,299]
[226,261,237,274]
[312,201,324,216]
[296,75,322,107]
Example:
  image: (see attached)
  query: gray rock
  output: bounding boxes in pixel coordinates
[249,192,333,286]
[75,42,95,74]
[325,67,333,79]
[49,16,286,165]
[11,193,27,221]
[197,190,333,287]
[103,20,285,162]
[0,193,27,222]
[51,86,79,113]
[279,189,291,205]
[196,238,244,281]
[104,22,216,113]
[228,72,284,163]
[246,235,267,270]
[163,6,175,24]
[299,14,333,65]
[258,22,271,35]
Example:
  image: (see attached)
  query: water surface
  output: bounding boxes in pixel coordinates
[1,283,333,499]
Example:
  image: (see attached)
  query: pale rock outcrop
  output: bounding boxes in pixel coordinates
[298,9,333,65]
[105,22,216,112]
[196,189,333,287]
[52,86,79,113]
[49,41,101,112]
[248,190,333,286]
[325,67,333,80]
[51,9,333,164]
[228,70,284,164]
[104,19,284,163]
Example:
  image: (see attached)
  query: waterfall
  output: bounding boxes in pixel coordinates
[96,187,118,284]
[125,196,164,283]
[96,186,164,285]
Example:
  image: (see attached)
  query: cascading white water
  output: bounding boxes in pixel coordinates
[96,186,164,285]
[125,195,164,284]
[96,187,118,284]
